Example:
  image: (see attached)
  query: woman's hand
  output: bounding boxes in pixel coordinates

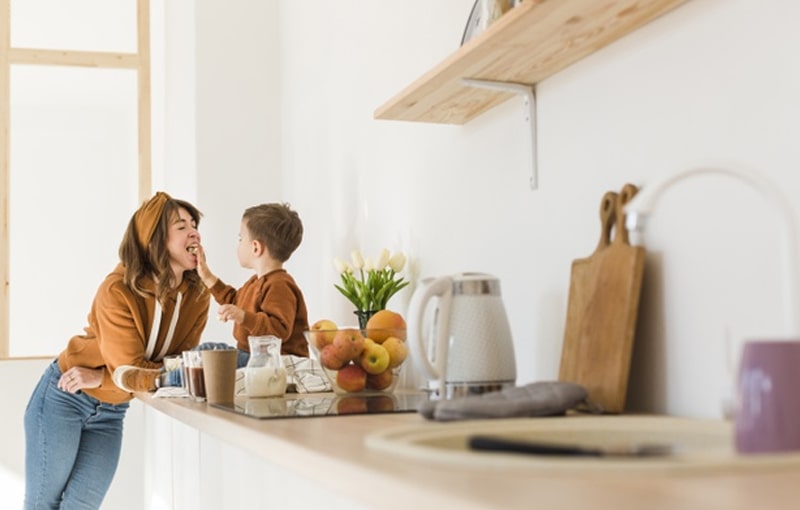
[59,366,104,394]
[217,304,245,324]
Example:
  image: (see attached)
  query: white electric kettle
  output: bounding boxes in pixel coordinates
[408,272,516,399]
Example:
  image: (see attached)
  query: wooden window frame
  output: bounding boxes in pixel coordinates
[0,0,152,358]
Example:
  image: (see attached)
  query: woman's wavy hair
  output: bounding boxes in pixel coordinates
[118,198,205,305]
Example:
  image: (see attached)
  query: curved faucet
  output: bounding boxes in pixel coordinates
[624,167,800,337]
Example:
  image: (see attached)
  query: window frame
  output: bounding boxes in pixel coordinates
[0,0,152,358]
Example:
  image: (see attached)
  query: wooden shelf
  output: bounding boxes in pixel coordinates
[375,0,688,125]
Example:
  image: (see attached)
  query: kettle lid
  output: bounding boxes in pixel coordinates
[452,272,501,296]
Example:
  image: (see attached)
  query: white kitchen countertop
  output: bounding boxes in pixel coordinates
[137,392,800,510]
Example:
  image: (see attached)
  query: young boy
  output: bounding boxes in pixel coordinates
[196,203,310,367]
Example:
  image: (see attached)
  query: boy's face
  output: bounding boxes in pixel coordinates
[237,219,255,270]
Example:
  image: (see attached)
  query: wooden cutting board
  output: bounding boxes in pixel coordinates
[559,184,645,413]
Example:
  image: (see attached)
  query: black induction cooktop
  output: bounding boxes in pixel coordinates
[211,391,430,420]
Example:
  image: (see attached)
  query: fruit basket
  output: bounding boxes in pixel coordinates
[304,324,408,395]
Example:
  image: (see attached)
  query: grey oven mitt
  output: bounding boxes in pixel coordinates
[419,381,589,422]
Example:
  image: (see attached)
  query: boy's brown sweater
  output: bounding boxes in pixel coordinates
[57,264,210,404]
[209,269,309,357]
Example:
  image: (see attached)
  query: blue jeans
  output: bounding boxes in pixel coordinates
[24,360,129,510]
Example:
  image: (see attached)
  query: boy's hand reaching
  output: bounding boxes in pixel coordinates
[195,244,218,288]
[217,304,245,324]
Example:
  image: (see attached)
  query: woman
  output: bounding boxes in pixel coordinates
[24,191,210,509]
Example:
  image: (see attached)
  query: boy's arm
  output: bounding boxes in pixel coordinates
[209,279,240,306]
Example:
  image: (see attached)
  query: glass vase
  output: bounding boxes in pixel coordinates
[354,310,378,330]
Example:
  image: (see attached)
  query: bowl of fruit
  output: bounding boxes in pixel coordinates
[304,310,408,395]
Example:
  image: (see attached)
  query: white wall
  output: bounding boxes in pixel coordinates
[268,0,800,419]
[174,0,800,418]
[5,1,800,507]
[193,0,284,343]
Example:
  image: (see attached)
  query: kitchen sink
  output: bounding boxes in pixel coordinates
[365,414,800,473]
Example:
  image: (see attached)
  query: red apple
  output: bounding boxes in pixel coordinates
[309,319,338,348]
[320,344,346,370]
[332,328,365,362]
[359,342,390,375]
[336,363,367,393]
[366,369,394,390]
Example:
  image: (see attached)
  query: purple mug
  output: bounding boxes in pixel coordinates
[735,340,800,454]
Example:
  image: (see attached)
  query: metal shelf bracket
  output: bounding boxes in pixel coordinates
[461,78,538,190]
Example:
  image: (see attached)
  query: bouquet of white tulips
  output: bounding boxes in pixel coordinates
[334,249,409,313]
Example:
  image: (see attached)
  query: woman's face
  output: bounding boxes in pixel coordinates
[167,206,201,279]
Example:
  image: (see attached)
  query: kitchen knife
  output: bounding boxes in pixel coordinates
[468,435,673,457]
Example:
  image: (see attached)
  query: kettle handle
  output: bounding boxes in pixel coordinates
[407,276,453,391]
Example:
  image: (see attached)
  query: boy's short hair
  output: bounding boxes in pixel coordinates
[243,203,303,262]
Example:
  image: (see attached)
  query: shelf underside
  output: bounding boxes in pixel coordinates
[375,0,688,125]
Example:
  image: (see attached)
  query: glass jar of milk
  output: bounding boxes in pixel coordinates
[245,335,287,397]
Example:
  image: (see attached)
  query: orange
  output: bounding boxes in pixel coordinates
[365,310,407,343]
